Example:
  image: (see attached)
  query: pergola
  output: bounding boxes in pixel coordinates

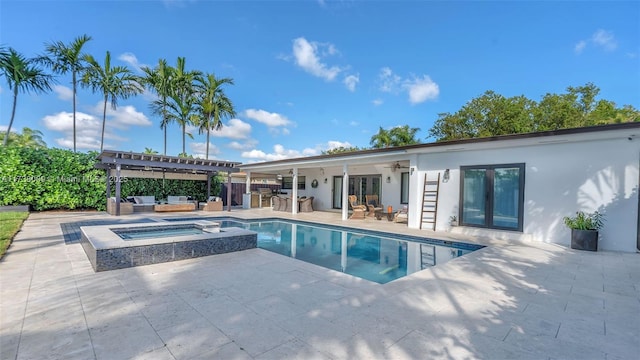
[95,150,241,216]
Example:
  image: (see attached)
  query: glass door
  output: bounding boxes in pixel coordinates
[461,169,487,226]
[332,176,343,209]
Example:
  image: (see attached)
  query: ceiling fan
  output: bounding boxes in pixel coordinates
[385,161,410,172]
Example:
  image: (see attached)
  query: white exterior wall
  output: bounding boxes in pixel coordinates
[413,137,639,252]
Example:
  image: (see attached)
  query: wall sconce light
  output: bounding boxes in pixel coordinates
[288,169,293,175]
[320,168,325,175]
[443,169,450,182]
[386,176,391,183]
[324,178,327,184]
[410,167,415,175]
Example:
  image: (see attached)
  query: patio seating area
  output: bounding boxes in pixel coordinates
[1,209,638,359]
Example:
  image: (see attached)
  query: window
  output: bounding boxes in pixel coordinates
[460,164,524,231]
[282,176,306,190]
[400,172,409,204]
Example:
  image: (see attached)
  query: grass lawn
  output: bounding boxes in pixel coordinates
[0,212,29,259]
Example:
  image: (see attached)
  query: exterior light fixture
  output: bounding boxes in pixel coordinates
[443,169,450,182]
[386,176,391,183]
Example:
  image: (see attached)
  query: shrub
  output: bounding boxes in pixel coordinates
[563,211,604,231]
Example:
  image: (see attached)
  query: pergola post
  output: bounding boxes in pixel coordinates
[291,167,298,214]
[206,172,211,200]
[105,168,111,199]
[342,164,349,221]
[115,164,122,216]
[227,172,232,212]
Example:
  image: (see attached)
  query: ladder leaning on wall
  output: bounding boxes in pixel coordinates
[419,172,441,230]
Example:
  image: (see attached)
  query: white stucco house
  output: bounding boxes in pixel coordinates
[239,123,640,252]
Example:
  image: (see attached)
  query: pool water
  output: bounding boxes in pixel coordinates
[113,225,204,239]
[214,219,480,284]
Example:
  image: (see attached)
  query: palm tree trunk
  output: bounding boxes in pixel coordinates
[72,71,77,152]
[100,95,108,152]
[182,124,186,155]
[3,88,18,146]
[205,128,210,160]
[164,126,167,156]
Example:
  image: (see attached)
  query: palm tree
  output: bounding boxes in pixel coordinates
[43,34,92,152]
[0,47,53,146]
[140,59,174,155]
[389,125,421,146]
[165,57,201,156]
[82,51,142,152]
[1,127,47,148]
[194,73,235,159]
[143,147,158,154]
[370,126,393,148]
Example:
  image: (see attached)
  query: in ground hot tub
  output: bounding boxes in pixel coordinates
[80,220,256,272]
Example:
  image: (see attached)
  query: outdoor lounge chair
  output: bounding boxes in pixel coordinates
[348,195,367,219]
[365,194,383,217]
[394,206,408,223]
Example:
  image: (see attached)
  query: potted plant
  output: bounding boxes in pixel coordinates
[449,215,458,227]
[563,211,604,251]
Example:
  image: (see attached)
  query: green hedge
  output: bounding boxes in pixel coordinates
[0,147,222,211]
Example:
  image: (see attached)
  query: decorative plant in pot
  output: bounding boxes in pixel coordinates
[449,215,458,227]
[563,211,604,251]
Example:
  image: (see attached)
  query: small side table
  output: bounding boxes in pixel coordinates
[375,210,395,221]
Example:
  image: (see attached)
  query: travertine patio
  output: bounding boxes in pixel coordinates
[1,209,638,359]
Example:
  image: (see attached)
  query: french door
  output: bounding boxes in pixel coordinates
[460,164,525,231]
[333,175,381,209]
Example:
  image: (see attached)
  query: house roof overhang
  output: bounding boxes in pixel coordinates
[239,122,640,172]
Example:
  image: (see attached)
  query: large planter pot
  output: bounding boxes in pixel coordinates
[571,229,598,251]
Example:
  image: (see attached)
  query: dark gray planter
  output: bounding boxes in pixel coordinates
[571,229,598,251]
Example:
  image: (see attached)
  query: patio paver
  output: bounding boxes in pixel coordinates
[1,209,639,359]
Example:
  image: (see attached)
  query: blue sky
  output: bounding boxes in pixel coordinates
[1,0,638,162]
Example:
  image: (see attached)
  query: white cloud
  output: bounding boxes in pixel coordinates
[379,67,402,92]
[292,37,342,81]
[403,75,439,104]
[118,52,147,73]
[378,67,439,104]
[211,118,252,139]
[242,144,317,161]
[343,74,359,92]
[575,29,618,54]
[326,140,352,150]
[245,109,292,127]
[42,103,151,150]
[349,121,359,126]
[190,142,221,159]
[591,29,617,51]
[89,102,152,128]
[372,98,384,106]
[53,85,73,101]
[227,139,258,150]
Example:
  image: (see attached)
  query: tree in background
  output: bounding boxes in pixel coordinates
[194,73,235,159]
[429,83,639,141]
[370,125,421,148]
[0,47,53,146]
[141,59,174,155]
[43,34,92,152]
[0,127,47,148]
[164,57,201,156]
[143,147,158,154]
[321,146,361,155]
[82,51,143,152]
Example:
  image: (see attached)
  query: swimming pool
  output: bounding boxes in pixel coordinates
[167,217,483,284]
